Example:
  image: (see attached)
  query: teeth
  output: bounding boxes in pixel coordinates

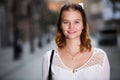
[68,31,76,34]
[69,31,75,33]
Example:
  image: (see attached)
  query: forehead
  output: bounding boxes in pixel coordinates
[61,9,82,20]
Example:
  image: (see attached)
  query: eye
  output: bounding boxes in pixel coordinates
[75,21,80,24]
[63,21,69,24]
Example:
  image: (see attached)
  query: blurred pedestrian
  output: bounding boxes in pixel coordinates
[42,3,110,80]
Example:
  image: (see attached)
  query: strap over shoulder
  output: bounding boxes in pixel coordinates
[48,50,54,80]
[50,50,54,63]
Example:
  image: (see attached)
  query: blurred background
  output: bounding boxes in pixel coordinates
[0,0,120,80]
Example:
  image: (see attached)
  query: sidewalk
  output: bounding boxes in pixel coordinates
[0,38,56,80]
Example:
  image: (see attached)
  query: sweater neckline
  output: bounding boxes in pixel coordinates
[54,48,95,72]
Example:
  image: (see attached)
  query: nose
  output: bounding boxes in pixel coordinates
[69,22,74,29]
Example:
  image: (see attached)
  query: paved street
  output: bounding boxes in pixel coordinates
[0,36,120,80]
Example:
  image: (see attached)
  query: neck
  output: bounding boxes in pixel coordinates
[64,38,81,54]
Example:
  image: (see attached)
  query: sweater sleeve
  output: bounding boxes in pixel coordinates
[100,50,110,80]
[42,51,51,80]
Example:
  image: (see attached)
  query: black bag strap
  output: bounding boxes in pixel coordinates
[48,50,54,80]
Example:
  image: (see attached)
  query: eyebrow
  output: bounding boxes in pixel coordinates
[62,19,81,21]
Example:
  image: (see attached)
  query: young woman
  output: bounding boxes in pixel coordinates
[42,3,110,80]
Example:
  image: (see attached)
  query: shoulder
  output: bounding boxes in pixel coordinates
[42,49,56,60]
[94,47,107,55]
[93,47,108,62]
[92,47,109,66]
[41,50,54,66]
[42,50,53,59]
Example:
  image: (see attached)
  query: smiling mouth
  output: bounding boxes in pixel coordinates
[68,30,76,34]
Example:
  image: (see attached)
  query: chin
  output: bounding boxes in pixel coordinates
[67,36,80,39]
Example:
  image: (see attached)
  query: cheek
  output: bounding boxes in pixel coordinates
[62,27,67,34]
[76,25,83,31]
[61,24,68,32]
[77,27,84,35]
[80,23,84,30]
[81,26,84,30]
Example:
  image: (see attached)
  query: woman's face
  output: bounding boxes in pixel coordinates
[61,9,83,39]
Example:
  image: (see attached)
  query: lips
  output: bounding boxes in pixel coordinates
[68,30,76,34]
